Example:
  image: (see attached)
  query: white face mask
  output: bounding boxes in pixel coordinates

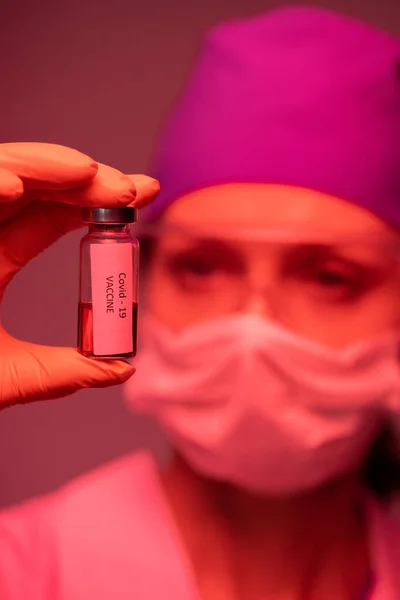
[124,314,400,495]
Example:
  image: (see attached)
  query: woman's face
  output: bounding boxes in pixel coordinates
[145,183,400,348]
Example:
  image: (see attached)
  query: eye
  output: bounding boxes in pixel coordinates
[166,252,218,277]
[162,242,244,294]
[297,259,366,302]
[312,268,355,288]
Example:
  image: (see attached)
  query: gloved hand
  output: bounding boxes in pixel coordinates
[0,142,159,410]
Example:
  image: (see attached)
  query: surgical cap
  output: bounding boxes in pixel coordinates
[145,6,400,227]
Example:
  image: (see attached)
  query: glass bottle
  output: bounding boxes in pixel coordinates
[78,207,139,359]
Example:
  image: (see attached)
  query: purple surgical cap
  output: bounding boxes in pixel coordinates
[146,6,400,227]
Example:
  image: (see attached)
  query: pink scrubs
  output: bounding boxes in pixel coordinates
[0,453,399,599]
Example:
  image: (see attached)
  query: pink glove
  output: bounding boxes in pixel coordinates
[0,142,159,410]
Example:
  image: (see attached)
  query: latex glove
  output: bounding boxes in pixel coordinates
[0,142,159,410]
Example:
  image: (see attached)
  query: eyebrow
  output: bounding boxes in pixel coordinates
[280,243,397,273]
[154,228,400,273]
[165,235,389,256]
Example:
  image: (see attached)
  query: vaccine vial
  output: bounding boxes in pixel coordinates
[78,207,139,359]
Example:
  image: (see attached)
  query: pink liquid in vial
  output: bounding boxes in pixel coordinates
[78,301,138,358]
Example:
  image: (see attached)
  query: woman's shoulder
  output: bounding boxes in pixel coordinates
[0,451,157,522]
[0,451,161,553]
[47,451,167,563]
[0,452,178,600]
[51,451,160,517]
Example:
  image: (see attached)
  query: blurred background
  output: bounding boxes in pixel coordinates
[1,0,399,508]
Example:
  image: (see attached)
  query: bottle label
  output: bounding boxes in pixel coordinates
[90,243,133,356]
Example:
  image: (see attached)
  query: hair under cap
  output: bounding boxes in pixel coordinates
[146,6,400,227]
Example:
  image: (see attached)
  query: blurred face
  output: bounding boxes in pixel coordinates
[145,183,400,348]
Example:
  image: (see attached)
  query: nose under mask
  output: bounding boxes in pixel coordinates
[124,313,400,495]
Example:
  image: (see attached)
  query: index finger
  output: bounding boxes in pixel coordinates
[125,174,160,209]
[0,142,98,190]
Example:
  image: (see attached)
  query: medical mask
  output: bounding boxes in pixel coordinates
[124,313,400,495]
